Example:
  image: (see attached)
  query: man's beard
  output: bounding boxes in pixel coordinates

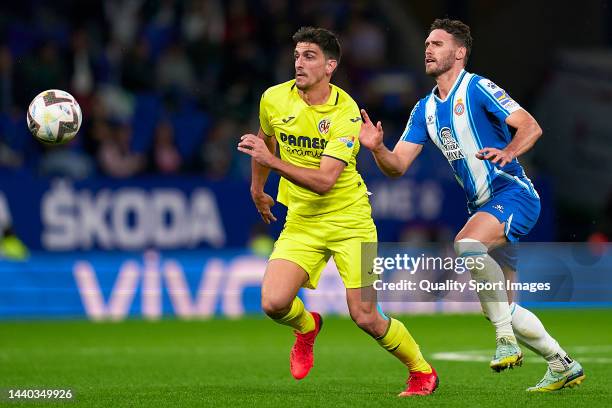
[426,54,455,78]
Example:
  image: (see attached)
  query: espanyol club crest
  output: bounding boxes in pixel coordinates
[318,118,331,134]
[454,99,465,116]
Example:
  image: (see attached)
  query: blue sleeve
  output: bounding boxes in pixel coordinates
[473,78,522,122]
[400,100,428,144]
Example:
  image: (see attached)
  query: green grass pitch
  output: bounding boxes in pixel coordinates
[1,309,610,407]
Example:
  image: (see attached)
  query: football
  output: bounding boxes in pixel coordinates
[26,89,82,144]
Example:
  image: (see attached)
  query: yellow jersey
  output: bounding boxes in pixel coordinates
[259,80,368,216]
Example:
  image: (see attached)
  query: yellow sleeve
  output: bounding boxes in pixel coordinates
[322,107,361,164]
[258,92,274,136]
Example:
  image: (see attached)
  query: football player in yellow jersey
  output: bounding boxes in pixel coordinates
[237,27,438,396]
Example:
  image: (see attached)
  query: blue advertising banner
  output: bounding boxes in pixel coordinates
[1,244,608,320]
[1,170,257,251]
[0,167,554,252]
[0,250,366,319]
[1,250,267,319]
[0,250,482,319]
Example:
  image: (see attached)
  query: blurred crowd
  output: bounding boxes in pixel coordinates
[0,0,421,181]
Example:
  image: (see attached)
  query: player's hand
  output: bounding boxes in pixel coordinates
[251,191,277,224]
[476,147,514,167]
[359,109,384,151]
[238,134,275,167]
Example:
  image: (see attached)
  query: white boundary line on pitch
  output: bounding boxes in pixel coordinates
[432,345,612,364]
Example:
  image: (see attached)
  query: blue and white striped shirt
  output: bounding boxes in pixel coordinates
[401,70,539,212]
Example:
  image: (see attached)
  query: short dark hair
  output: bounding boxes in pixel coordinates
[430,18,473,63]
[292,26,342,64]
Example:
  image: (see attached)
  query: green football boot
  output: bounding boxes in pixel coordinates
[527,361,585,392]
[490,336,523,372]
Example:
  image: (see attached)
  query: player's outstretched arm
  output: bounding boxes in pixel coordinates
[359,109,422,178]
[238,134,345,195]
[247,128,277,224]
[477,109,542,167]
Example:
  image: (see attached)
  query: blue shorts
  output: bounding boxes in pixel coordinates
[476,186,540,270]
[476,186,541,243]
